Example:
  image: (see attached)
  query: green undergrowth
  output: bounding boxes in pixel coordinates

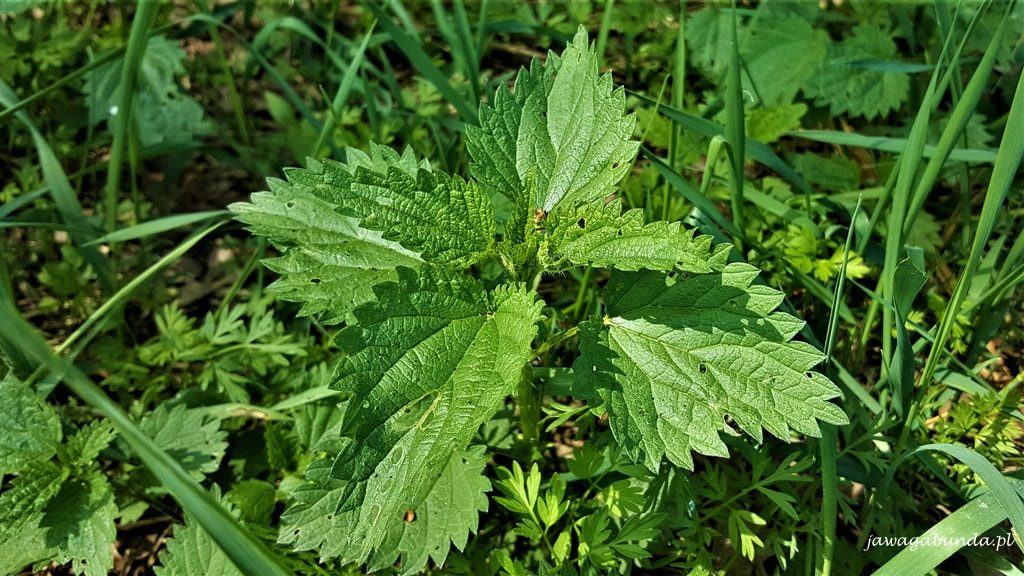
[1,1,1023,575]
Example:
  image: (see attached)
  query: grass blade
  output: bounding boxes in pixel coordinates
[873,489,1013,576]
[634,92,810,193]
[903,3,1011,236]
[820,195,862,576]
[84,210,228,246]
[364,0,477,123]
[645,148,741,238]
[104,1,160,234]
[313,21,377,157]
[596,0,616,66]
[0,81,113,292]
[785,130,997,164]
[26,223,226,396]
[724,1,745,247]
[912,58,1024,430]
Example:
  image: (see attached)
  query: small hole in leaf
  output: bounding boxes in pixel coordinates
[310,277,322,284]
[612,161,620,168]
[577,218,586,229]
[285,201,295,209]
[698,363,708,374]
[617,229,624,236]
[804,371,813,379]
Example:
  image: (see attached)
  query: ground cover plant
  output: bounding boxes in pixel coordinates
[0,1,1023,575]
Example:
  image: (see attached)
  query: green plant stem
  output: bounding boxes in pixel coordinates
[533,326,581,360]
[104,0,159,234]
[567,267,592,320]
[596,0,615,67]
[820,196,859,576]
[517,364,542,459]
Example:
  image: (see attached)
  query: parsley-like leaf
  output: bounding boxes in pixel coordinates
[468,27,638,214]
[575,264,848,471]
[138,404,228,481]
[546,200,731,273]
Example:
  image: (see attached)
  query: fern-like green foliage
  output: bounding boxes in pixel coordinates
[233,26,848,573]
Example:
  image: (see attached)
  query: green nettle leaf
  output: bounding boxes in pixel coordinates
[467,28,639,214]
[466,58,553,211]
[745,103,808,144]
[230,158,421,324]
[803,24,910,119]
[331,145,496,267]
[64,420,117,465]
[281,267,541,565]
[41,467,118,576]
[687,7,733,80]
[155,489,245,576]
[0,461,68,574]
[574,264,848,471]
[0,374,61,474]
[545,200,731,273]
[368,445,491,575]
[741,14,827,106]
[239,26,852,572]
[790,153,862,193]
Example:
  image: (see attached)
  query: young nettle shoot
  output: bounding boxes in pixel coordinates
[231,28,848,573]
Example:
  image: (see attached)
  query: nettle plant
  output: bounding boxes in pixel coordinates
[232,29,848,572]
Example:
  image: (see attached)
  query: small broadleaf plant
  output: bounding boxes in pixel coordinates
[231,28,849,573]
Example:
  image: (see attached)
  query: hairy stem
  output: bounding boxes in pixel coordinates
[516,364,542,461]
